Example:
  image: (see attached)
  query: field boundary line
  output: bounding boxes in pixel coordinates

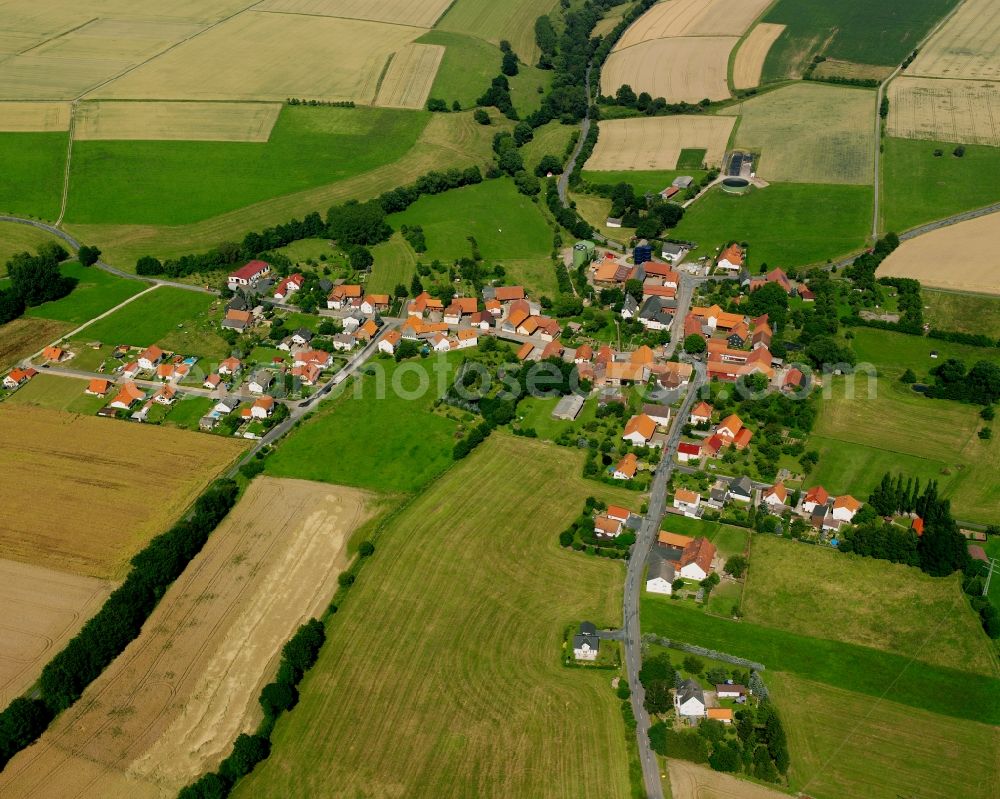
[371,52,396,107]
[9,17,98,59]
[253,9,432,32]
[55,101,77,227]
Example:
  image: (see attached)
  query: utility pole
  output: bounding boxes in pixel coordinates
[983,557,997,598]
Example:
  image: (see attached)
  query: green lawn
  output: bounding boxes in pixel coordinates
[25,263,145,324]
[4,373,106,415]
[744,535,997,675]
[671,183,872,267]
[517,394,599,441]
[367,233,417,294]
[850,327,1000,375]
[387,178,552,264]
[71,286,225,355]
[417,31,501,109]
[237,435,635,799]
[641,598,1000,724]
[0,132,67,221]
[64,107,430,225]
[581,169,708,196]
[163,396,216,431]
[880,137,1000,233]
[509,64,553,118]
[761,0,960,80]
[922,289,1000,339]
[520,121,577,175]
[677,148,707,169]
[265,354,463,494]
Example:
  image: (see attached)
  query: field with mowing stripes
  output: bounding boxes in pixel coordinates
[366,233,417,294]
[0,477,373,798]
[235,435,638,799]
[374,43,445,109]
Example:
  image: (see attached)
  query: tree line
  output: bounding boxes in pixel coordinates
[0,479,239,770]
[0,242,78,325]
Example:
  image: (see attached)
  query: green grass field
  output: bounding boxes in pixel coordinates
[745,536,996,675]
[520,121,576,175]
[770,672,998,799]
[367,233,417,294]
[162,395,216,431]
[388,178,552,264]
[671,183,872,267]
[922,289,1000,338]
[761,0,960,80]
[64,107,429,225]
[5,373,106,415]
[265,354,461,494]
[25,263,145,324]
[850,327,1000,375]
[581,169,708,196]
[880,137,1000,233]
[0,132,67,221]
[809,370,1000,524]
[509,64,553,118]
[70,286,226,358]
[0,221,67,276]
[418,31,501,109]
[642,598,1000,724]
[435,0,559,65]
[236,435,636,799]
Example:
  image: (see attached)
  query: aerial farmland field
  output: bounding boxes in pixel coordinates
[0,221,67,275]
[732,23,785,89]
[234,435,640,799]
[887,77,1000,146]
[587,116,734,171]
[0,101,70,132]
[373,44,446,110]
[722,82,876,184]
[254,0,453,28]
[0,405,245,579]
[0,132,67,219]
[0,559,111,706]
[436,0,560,65]
[73,101,283,143]
[908,0,1000,81]
[0,317,71,371]
[0,476,373,798]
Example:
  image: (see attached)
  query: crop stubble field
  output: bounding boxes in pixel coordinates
[722,82,876,184]
[0,559,111,707]
[887,78,1000,146]
[587,116,734,171]
[601,0,771,101]
[0,476,374,799]
[0,102,71,131]
[732,23,785,89]
[908,0,1000,81]
[667,760,789,799]
[254,0,453,28]
[373,43,446,110]
[73,101,283,143]
[0,406,246,579]
[877,211,1000,294]
[235,435,640,799]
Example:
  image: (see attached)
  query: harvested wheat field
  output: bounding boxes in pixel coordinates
[909,0,1000,81]
[667,760,789,799]
[812,60,894,82]
[374,43,445,109]
[0,477,373,799]
[73,101,282,142]
[255,0,452,28]
[723,82,876,184]
[588,115,735,171]
[90,12,420,103]
[888,77,1000,146]
[877,212,1000,294]
[0,559,111,706]
[732,23,785,89]
[615,0,771,47]
[0,406,246,579]
[0,102,70,131]
[601,37,736,102]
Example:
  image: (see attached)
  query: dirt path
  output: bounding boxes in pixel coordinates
[667,759,792,799]
[0,477,374,799]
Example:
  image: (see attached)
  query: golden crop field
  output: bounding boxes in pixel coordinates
[877,211,1000,294]
[256,0,453,28]
[909,0,1000,81]
[587,115,735,170]
[0,318,71,371]
[0,558,111,706]
[374,43,446,110]
[0,101,70,131]
[667,760,789,799]
[0,477,375,799]
[723,82,876,184]
[770,673,999,799]
[615,0,771,48]
[812,60,894,82]
[89,12,420,103]
[232,435,640,799]
[732,23,785,89]
[0,405,246,580]
[73,101,283,142]
[888,77,1000,146]
[601,37,736,102]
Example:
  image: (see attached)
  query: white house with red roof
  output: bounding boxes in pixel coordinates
[802,485,830,514]
[762,483,787,508]
[137,345,165,371]
[228,260,270,289]
[273,273,304,300]
[832,495,862,522]
[677,442,701,463]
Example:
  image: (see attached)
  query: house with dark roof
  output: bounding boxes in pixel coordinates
[645,551,676,595]
[572,622,600,661]
[638,296,673,331]
[675,679,706,717]
[621,294,638,319]
[729,476,754,503]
